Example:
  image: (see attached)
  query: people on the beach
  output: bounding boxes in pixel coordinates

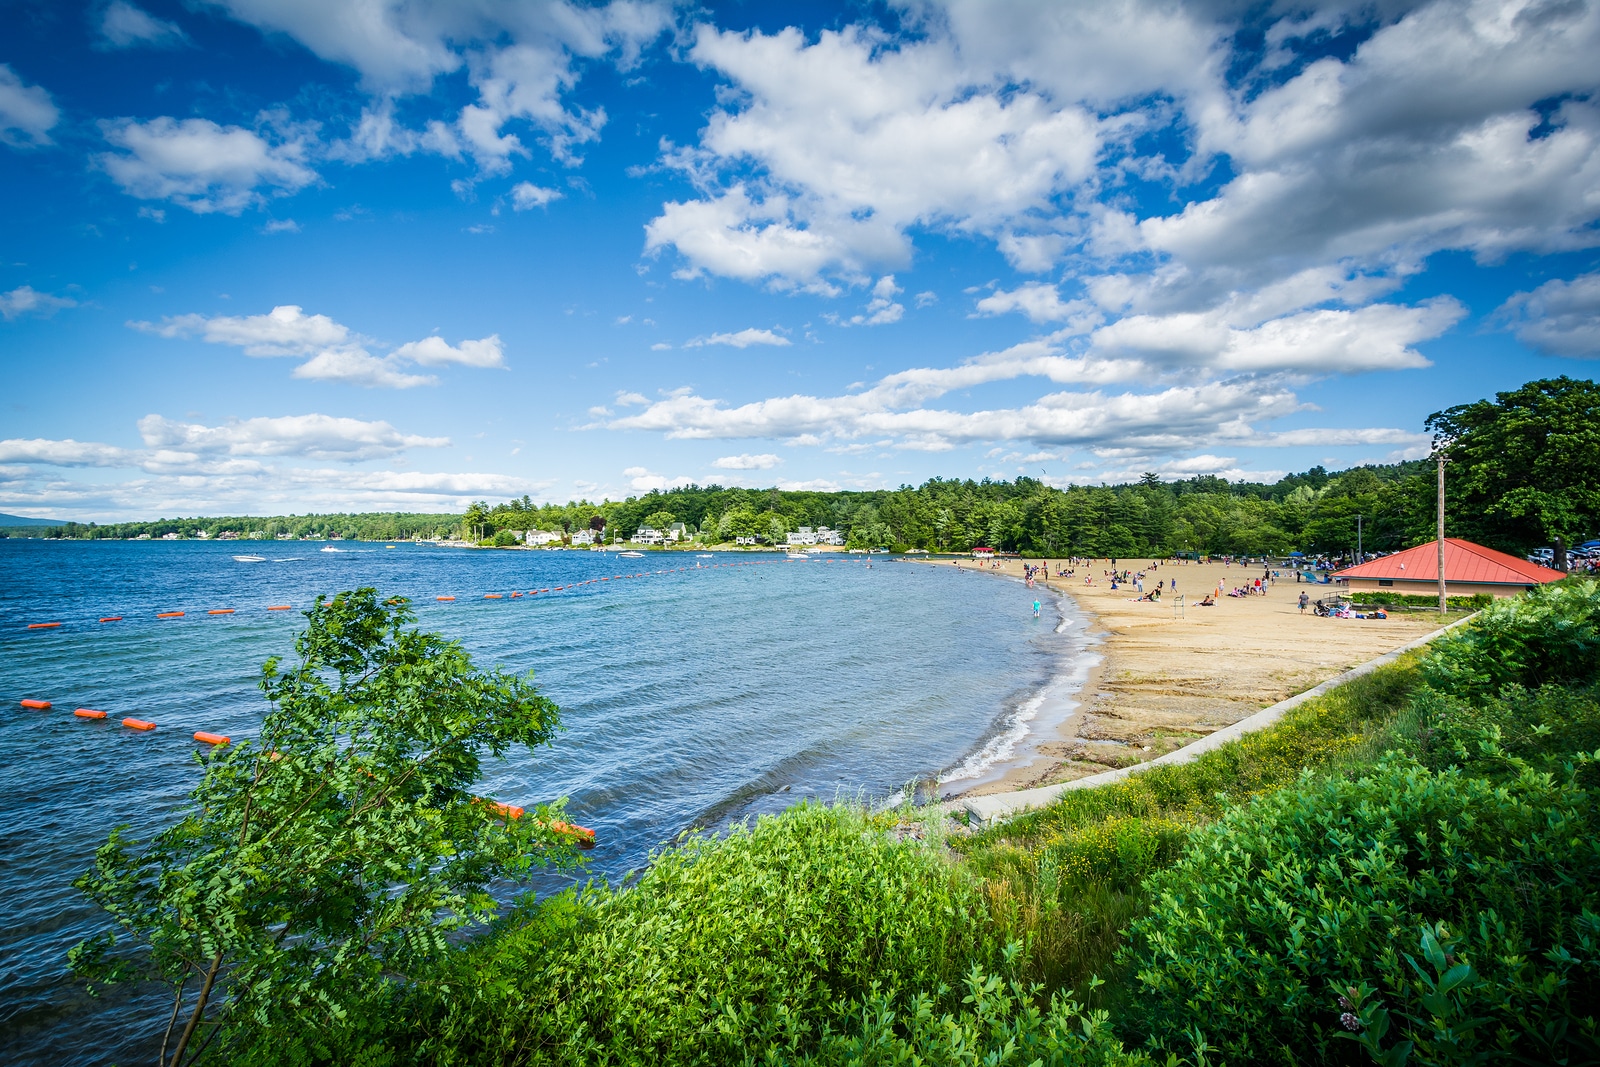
[1032,600,1041,618]
[1298,591,1310,613]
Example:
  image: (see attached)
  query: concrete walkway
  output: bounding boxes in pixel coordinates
[960,612,1477,826]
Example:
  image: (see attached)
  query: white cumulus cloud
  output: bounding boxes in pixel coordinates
[832,276,904,327]
[685,327,792,348]
[136,413,449,458]
[974,282,1100,327]
[510,181,562,209]
[129,305,506,387]
[1495,271,1600,358]
[211,0,672,174]
[622,465,693,492]
[99,1,188,49]
[712,452,781,470]
[1,285,77,321]
[0,64,59,148]
[97,116,318,214]
[646,23,1101,289]
[392,334,506,367]
[0,413,507,517]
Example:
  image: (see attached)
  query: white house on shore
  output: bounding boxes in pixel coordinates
[570,529,596,546]
[786,526,846,547]
[523,529,562,546]
[634,527,665,545]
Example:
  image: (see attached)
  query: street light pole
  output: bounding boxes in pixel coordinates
[1436,454,1447,614]
[1356,513,1362,564]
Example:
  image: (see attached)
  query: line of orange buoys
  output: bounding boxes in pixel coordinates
[14,557,828,632]
[7,557,834,834]
[12,559,808,717]
[16,697,593,842]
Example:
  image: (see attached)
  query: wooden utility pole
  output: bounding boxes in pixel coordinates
[1437,454,1447,613]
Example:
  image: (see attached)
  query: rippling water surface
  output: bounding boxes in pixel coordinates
[0,539,1080,1065]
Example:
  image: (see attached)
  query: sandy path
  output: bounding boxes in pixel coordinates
[930,557,1464,796]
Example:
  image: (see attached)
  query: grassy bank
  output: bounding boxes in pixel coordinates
[82,582,1600,1066]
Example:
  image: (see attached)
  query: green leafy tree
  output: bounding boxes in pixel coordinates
[642,510,676,535]
[1427,376,1600,560]
[463,499,491,541]
[70,589,581,1067]
[759,509,792,543]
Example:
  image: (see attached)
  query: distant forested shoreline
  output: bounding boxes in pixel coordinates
[4,460,1440,559]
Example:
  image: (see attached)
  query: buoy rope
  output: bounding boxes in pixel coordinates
[13,557,809,631]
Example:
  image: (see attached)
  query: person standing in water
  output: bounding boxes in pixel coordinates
[1033,600,1042,618]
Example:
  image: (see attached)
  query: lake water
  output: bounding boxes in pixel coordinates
[0,539,1087,1065]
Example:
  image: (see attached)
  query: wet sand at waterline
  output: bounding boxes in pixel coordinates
[930,557,1470,797]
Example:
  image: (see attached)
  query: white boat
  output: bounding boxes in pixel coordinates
[619,550,645,558]
[696,554,713,558]
[232,554,267,563]
[320,546,343,553]
[787,552,808,560]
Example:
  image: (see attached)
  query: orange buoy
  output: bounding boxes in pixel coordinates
[157,611,184,619]
[207,609,235,615]
[554,585,566,591]
[122,718,156,731]
[74,708,107,720]
[487,800,524,819]
[27,622,62,629]
[20,699,51,710]
[194,731,230,746]
[550,820,597,849]
[100,616,123,622]
[266,605,292,611]
[436,596,455,602]
[484,594,502,599]
[510,592,522,597]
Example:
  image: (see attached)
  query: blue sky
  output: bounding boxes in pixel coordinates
[2,0,1598,520]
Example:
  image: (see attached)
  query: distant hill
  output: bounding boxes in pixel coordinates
[0,513,60,526]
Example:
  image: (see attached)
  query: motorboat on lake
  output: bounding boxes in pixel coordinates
[232,554,267,563]
[619,550,646,558]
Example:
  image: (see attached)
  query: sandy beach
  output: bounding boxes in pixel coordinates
[930,557,1466,797]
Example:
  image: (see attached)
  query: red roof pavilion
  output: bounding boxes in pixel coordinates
[1332,538,1566,588]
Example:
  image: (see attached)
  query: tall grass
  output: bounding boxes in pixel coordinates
[956,661,1423,993]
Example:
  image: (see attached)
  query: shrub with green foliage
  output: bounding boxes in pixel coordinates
[1121,760,1600,1064]
[70,590,580,1067]
[793,962,1162,1067]
[1413,681,1600,784]
[1347,591,1492,611]
[1420,579,1600,702]
[413,803,1000,1066]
